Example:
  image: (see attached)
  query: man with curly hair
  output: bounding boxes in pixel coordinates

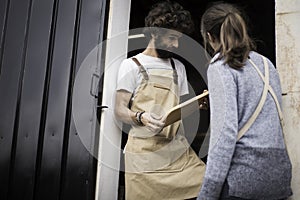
[115,1,205,199]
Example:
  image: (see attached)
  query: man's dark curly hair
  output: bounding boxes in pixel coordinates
[144,1,194,38]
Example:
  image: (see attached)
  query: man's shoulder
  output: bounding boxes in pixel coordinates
[119,56,140,73]
[172,57,184,64]
[121,56,137,66]
[171,58,185,69]
[129,53,143,60]
[124,53,145,65]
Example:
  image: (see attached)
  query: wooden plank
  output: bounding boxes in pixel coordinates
[7,0,56,199]
[0,0,31,199]
[60,0,106,199]
[34,0,78,199]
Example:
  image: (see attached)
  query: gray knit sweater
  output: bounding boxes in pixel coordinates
[197,51,292,199]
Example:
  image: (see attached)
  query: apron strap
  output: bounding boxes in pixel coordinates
[248,58,284,127]
[237,56,271,140]
[170,59,178,84]
[131,57,178,84]
[132,57,149,80]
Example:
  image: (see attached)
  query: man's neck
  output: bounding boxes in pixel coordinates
[142,39,158,57]
[142,49,158,58]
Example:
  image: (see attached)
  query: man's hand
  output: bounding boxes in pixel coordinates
[140,112,165,134]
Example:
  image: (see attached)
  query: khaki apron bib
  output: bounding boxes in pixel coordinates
[124,58,205,200]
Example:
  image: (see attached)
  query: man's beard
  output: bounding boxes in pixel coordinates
[154,38,174,58]
[156,49,174,58]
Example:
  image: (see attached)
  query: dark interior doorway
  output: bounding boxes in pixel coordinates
[118,1,275,199]
[129,0,275,63]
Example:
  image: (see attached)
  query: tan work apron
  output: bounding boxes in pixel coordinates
[124,58,205,200]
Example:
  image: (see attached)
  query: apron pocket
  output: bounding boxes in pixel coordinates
[153,83,170,90]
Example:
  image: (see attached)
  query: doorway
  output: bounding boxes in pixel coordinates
[118,0,275,199]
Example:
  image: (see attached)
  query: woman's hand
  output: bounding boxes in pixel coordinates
[199,90,209,110]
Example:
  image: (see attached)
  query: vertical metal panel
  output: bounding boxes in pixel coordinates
[60,0,106,199]
[7,0,55,199]
[0,0,31,199]
[0,0,9,198]
[33,0,78,199]
[0,0,9,74]
[58,0,84,197]
[0,0,107,199]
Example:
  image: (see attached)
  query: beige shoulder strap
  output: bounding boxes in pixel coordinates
[131,57,149,80]
[170,58,178,84]
[237,56,282,140]
[248,58,284,127]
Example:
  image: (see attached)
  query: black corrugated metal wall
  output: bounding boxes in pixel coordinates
[0,0,107,199]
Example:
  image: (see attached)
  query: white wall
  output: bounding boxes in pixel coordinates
[275,0,300,199]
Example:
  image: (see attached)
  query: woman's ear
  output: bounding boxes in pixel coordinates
[207,32,218,51]
[207,32,214,43]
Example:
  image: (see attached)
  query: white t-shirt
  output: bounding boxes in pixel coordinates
[116,53,189,96]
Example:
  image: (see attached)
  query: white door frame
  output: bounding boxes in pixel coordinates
[95,0,131,199]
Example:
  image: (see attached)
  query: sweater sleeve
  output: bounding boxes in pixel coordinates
[198,62,239,199]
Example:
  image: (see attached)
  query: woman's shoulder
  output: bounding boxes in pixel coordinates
[248,51,264,63]
[208,54,230,75]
